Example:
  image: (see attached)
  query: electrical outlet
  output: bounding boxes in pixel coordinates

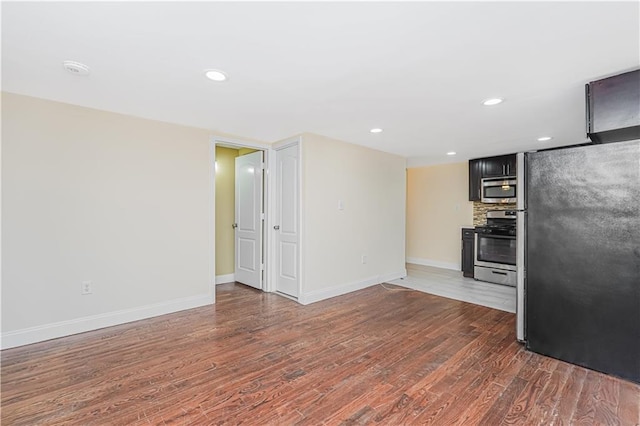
[361,255,367,264]
[81,280,92,295]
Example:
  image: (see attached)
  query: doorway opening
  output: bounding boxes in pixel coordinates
[210,135,301,302]
[213,139,268,292]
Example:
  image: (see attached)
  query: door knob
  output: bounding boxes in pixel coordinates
[232,223,238,229]
[274,225,280,230]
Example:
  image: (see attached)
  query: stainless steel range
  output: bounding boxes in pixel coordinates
[474,210,517,287]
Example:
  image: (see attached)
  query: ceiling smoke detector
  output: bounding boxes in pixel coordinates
[63,61,90,76]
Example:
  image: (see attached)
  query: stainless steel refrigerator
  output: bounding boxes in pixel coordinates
[517,140,640,384]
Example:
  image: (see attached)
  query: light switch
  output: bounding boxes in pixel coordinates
[338,200,344,210]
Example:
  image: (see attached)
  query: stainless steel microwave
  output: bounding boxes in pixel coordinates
[481,177,517,203]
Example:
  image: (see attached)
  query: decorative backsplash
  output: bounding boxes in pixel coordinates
[473,202,517,226]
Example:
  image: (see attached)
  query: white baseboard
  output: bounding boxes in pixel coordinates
[380,269,407,283]
[215,273,235,285]
[1,293,214,350]
[406,257,460,271]
[298,270,407,305]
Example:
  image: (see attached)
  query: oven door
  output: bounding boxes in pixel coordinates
[481,178,517,203]
[475,233,517,271]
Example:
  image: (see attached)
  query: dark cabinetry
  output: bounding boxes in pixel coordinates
[468,159,483,202]
[462,228,475,278]
[482,155,516,178]
[587,69,640,144]
[468,153,517,201]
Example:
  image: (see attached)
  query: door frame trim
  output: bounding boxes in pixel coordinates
[270,136,303,297]
[210,135,273,297]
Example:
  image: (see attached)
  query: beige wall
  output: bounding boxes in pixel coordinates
[1,91,409,343]
[300,133,406,300]
[406,162,474,269]
[1,92,213,347]
[214,147,239,276]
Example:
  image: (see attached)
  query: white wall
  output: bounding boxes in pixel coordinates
[299,133,406,303]
[406,162,474,270]
[1,93,213,348]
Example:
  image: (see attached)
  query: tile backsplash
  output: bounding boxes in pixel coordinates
[473,202,517,226]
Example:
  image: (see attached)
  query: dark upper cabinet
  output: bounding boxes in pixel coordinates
[468,154,517,201]
[483,155,516,178]
[468,159,483,201]
[587,69,640,144]
[504,155,517,177]
[482,156,505,177]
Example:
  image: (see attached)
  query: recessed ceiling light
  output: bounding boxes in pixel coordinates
[537,136,553,141]
[62,61,90,76]
[447,151,457,156]
[482,98,503,106]
[204,69,228,82]
[370,128,383,133]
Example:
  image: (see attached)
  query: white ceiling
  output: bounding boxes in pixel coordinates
[2,2,639,165]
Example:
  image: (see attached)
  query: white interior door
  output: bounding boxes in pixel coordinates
[234,151,263,289]
[275,144,299,297]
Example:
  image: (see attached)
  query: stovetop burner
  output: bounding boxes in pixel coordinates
[476,210,517,236]
[475,224,516,236]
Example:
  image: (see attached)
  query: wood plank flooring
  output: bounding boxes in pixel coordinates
[2,283,638,425]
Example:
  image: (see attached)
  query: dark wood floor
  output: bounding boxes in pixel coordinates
[2,283,639,425]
